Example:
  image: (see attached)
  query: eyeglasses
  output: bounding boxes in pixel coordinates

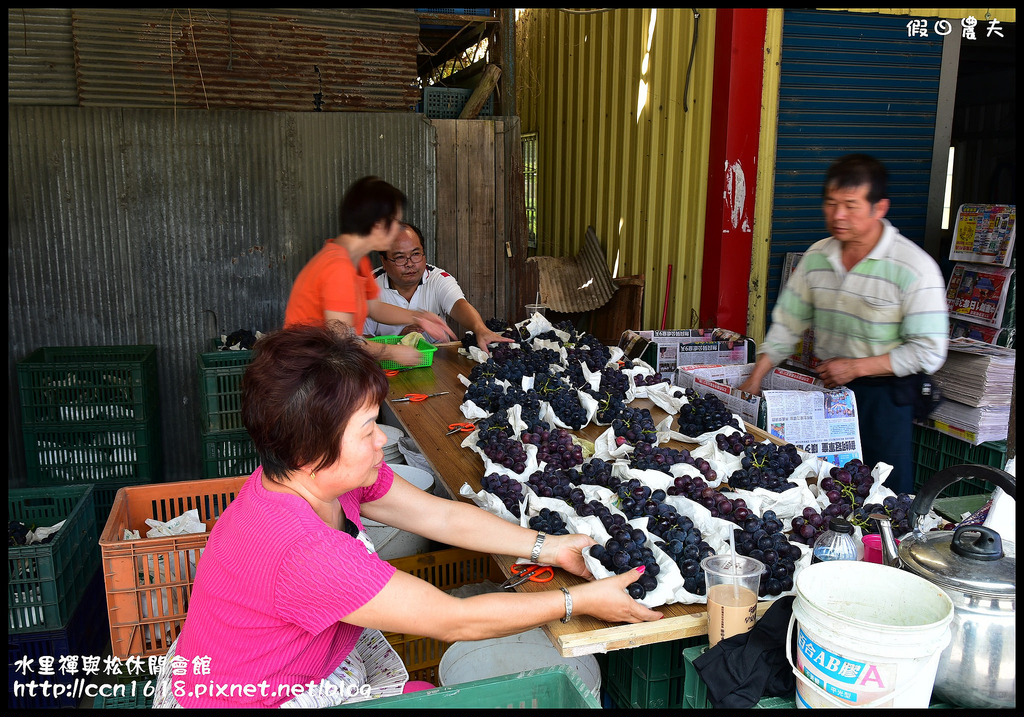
[387,251,424,267]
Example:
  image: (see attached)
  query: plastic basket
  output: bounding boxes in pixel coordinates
[91,680,156,709]
[605,636,707,709]
[382,548,504,683]
[17,345,159,425]
[8,485,100,634]
[197,350,253,432]
[422,86,494,119]
[99,476,248,659]
[8,570,108,709]
[342,665,602,709]
[912,424,1007,495]
[367,336,438,372]
[201,427,260,479]
[22,420,162,486]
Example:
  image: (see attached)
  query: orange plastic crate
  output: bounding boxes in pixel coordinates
[383,548,504,683]
[98,476,248,659]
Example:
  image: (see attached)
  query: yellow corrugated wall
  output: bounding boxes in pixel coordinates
[516,8,717,330]
[516,7,1015,334]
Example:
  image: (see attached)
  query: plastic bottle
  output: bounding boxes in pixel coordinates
[811,517,859,564]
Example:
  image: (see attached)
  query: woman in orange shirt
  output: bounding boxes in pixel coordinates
[285,177,454,366]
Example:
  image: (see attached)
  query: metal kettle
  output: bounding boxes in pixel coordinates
[876,464,1015,709]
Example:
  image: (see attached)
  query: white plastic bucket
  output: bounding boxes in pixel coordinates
[363,465,435,560]
[787,561,954,709]
[439,628,601,700]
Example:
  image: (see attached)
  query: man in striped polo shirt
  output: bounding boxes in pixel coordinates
[739,154,948,493]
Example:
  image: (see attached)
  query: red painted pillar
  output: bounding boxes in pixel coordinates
[699,8,767,334]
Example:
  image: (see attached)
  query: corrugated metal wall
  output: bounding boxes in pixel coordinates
[8,107,436,485]
[515,8,717,330]
[8,8,420,111]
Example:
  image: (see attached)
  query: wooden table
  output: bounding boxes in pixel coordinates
[383,343,775,657]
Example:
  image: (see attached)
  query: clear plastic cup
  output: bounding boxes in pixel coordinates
[524,303,548,317]
[702,554,763,647]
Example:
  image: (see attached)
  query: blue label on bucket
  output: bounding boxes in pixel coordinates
[798,626,880,687]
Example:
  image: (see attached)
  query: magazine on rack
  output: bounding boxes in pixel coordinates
[948,203,1016,267]
[945,263,1015,329]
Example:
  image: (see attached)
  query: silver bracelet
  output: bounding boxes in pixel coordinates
[560,587,573,624]
[530,531,547,563]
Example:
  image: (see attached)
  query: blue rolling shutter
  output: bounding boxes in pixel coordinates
[766,9,944,314]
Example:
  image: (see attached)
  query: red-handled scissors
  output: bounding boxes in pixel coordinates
[391,392,449,403]
[501,563,555,590]
[446,422,476,436]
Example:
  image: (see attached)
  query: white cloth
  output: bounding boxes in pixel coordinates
[365,264,466,338]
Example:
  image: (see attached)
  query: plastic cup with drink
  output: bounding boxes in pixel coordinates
[702,551,763,647]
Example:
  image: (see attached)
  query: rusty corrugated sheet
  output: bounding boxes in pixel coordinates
[8,106,435,485]
[71,8,420,111]
[515,8,717,331]
[7,8,78,105]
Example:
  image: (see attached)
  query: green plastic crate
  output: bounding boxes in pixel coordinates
[17,345,159,425]
[367,336,438,371]
[22,420,162,486]
[197,351,254,433]
[604,636,707,709]
[8,485,99,634]
[91,680,155,709]
[912,424,1007,495]
[682,644,798,709]
[341,665,601,709]
[201,427,260,479]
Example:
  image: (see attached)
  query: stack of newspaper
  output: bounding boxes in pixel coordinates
[929,338,1015,444]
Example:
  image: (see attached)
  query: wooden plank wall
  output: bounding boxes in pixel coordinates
[434,118,529,328]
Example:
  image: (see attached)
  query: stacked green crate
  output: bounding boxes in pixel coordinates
[912,424,1008,495]
[17,345,162,526]
[603,636,706,709]
[197,350,259,478]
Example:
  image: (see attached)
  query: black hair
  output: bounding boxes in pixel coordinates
[381,222,425,261]
[822,154,888,206]
[338,176,407,237]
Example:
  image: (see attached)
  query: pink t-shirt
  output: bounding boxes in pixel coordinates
[173,464,397,708]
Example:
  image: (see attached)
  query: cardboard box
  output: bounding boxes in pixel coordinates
[674,363,825,428]
[637,329,754,374]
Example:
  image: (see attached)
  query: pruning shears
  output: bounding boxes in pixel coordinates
[391,392,449,403]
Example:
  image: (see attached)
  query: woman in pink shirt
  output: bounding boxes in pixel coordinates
[152,325,660,708]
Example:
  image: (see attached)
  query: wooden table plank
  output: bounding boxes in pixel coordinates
[381,343,776,655]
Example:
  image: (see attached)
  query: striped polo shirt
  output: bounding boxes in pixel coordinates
[761,219,949,377]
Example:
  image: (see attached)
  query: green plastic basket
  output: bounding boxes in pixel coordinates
[341,665,601,709]
[201,427,260,479]
[604,636,706,709]
[17,345,159,425]
[8,485,99,634]
[22,420,162,486]
[367,336,437,371]
[912,424,1007,495]
[197,350,254,433]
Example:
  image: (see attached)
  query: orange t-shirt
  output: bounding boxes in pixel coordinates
[284,240,380,333]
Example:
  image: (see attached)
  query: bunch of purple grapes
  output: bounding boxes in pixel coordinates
[480,473,524,518]
[522,425,584,470]
[715,430,757,456]
[629,442,690,475]
[727,442,802,493]
[733,510,801,596]
[568,458,621,492]
[818,458,875,515]
[652,513,715,596]
[676,389,741,436]
[528,507,570,536]
[610,407,658,446]
[667,473,753,525]
[789,506,828,546]
[526,467,576,501]
[849,492,915,536]
[634,371,671,387]
[475,411,529,474]
[588,520,661,599]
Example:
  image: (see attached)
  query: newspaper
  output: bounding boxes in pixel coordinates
[762,388,862,467]
[948,203,1016,267]
[945,263,1015,329]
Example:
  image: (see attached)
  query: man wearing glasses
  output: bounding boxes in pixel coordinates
[365,223,511,353]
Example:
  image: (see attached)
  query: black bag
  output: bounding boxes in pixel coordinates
[893,373,944,421]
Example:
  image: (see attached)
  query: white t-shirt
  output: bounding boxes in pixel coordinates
[364,264,466,339]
